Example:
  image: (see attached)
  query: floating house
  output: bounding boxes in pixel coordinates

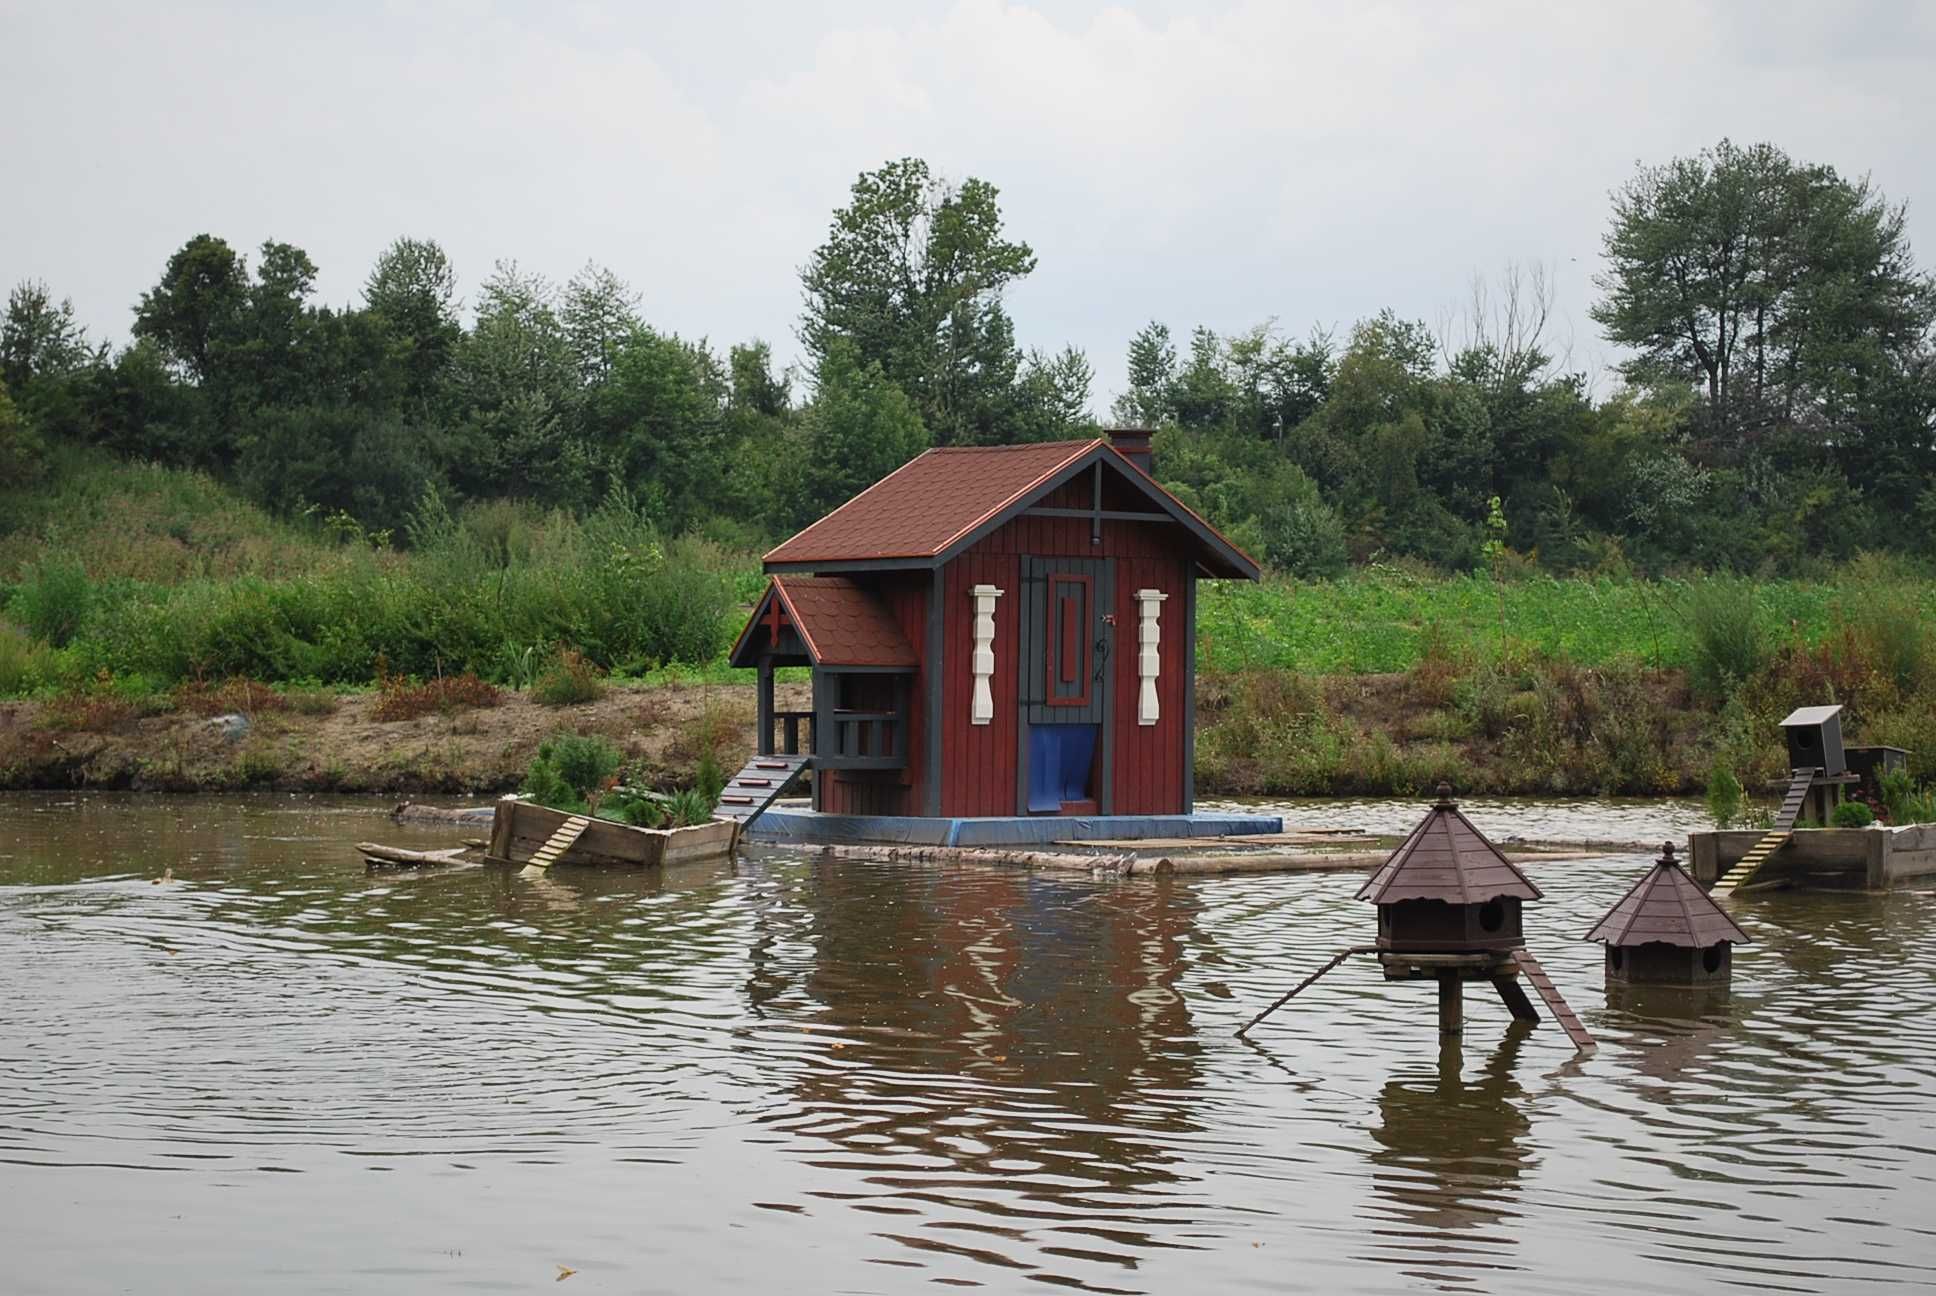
[722,431,1282,846]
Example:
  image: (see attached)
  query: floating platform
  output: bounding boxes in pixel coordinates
[486,800,738,869]
[1687,824,1936,891]
[741,806,1285,848]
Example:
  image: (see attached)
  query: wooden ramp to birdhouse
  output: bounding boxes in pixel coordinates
[1585,850,1749,949]
[1355,792,1542,906]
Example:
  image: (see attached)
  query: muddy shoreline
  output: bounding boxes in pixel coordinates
[0,674,1715,800]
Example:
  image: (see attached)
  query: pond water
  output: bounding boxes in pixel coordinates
[3,793,1934,1294]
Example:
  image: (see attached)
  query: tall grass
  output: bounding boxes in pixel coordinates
[0,481,742,692]
[1681,577,1769,701]
[1196,567,1842,675]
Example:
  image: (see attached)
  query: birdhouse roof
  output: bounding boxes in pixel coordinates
[1781,705,1843,727]
[1583,856,1749,948]
[1355,795,1541,905]
[727,575,918,669]
[761,438,1259,579]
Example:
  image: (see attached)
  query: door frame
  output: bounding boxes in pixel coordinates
[1014,554,1115,815]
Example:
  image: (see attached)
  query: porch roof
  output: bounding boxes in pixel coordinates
[728,575,918,670]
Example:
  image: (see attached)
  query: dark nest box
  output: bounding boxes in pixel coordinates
[1782,705,1847,776]
[1585,842,1748,988]
[1355,785,1541,955]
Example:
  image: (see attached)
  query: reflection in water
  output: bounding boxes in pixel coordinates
[4,793,1936,1295]
[748,858,1206,1283]
[1363,1028,1533,1290]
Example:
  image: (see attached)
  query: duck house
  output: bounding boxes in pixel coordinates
[1585,842,1748,988]
[721,431,1283,846]
[1239,787,1594,1052]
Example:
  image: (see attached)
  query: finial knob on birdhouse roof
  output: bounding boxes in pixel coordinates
[1435,782,1455,808]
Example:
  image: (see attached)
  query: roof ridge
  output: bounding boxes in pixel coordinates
[1668,863,1698,947]
[927,438,1101,454]
[926,439,1102,556]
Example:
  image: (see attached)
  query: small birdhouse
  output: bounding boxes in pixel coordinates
[1356,784,1542,955]
[1585,842,1749,987]
[1781,705,1846,777]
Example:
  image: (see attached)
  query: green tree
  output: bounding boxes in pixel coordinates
[1010,345,1095,442]
[1592,140,1936,437]
[561,262,642,385]
[0,379,46,483]
[800,158,1036,445]
[133,234,248,383]
[445,261,585,502]
[788,338,928,526]
[1113,321,1177,425]
[2,280,91,391]
[363,237,460,406]
[592,326,729,531]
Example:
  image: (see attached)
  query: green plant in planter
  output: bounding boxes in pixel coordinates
[521,731,623,813]
[1831,800,1876,828]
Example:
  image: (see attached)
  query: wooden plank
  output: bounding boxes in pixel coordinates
[1512,948,1594,1052]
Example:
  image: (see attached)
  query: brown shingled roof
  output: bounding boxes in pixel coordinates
[740,575,916,668]
[1585,845,1749,948]
[761,438,1259,578]
[766,440,1096,565]
[1356,787,1542,905]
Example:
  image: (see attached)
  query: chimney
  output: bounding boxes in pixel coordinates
[1107,427,1154,474]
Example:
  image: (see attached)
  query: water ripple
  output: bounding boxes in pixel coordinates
[2,792,1933,1294]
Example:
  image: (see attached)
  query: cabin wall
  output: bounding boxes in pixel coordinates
[939,506,1194,818]
[816,574,927,817]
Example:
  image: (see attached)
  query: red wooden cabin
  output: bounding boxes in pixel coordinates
[728,430,1260,819]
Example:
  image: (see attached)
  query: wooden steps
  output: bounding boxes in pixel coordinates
[1712,829,1790,897]
[520,814,591,874]
[715,754,813,830]
[1512,947,1595,1052]
[1773,768,1814,831]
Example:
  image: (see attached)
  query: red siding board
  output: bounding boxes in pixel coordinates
[940,552,1021,817]
[1111,556,1189,815]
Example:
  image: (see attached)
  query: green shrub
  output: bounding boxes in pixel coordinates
[665,787,716,826]
[1706,763,1744,829]
[521,732,624,813]
[1879,768,1936,825]
[9,557,93,648]
[694,750,725,807]
[1831,801,1875,828]
[530,648,606,705]
[598,785,668,827]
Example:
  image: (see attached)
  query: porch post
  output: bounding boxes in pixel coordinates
[756,658,774,756]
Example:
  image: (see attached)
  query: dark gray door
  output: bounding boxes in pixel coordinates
[1020,556,1109,726]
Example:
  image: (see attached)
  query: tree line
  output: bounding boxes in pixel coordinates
[5,142,1933,576]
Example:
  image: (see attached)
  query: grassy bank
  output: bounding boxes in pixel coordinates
[5,451,1936,801]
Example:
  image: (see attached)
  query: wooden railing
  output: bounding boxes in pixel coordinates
[821,709,904,770]
[762,691,908,771]
[770,710,815,756]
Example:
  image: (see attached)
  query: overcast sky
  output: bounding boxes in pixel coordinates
[6,0,1935,409]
